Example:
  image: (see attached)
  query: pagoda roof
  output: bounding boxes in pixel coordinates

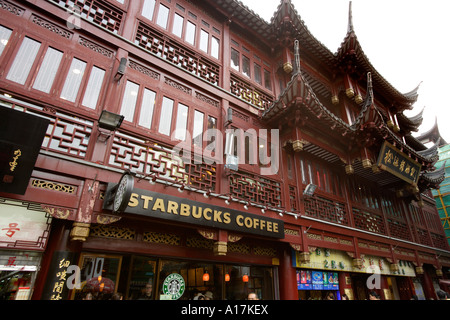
[404,134,428,152]
[416,118,448,146]
[209,0,419,108]
[262,67,437,166]
[397,107,424,134]
[336,2,420,110]
[419,161,446,191]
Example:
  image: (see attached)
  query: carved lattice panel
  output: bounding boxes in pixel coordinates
[135,22,220,85]
[109,132,216,190]
[353,208,386,234]
[42,114,92,158]
[1,97,93,159]
[186,236,213,250]
[431,233,447,250]
[387,219,412,241]
[228,242,250,254]
[304,196,348,225]
[89,224,135,240]
[416,228,432,246]
[228,172,281,207]
[143,232,180,246]
[230,73,273,110]
[31,179,77,194]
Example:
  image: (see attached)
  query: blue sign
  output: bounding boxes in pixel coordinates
[297,270,339,291]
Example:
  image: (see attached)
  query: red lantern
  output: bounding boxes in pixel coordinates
[225,273,230,282]
[242,274,249,282]
[203,271,210,282]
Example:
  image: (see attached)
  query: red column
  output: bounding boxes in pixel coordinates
[279,247,298,300]
[31,219,80,300]
[422,267,438,300]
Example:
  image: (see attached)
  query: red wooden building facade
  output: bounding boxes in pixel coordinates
[0,0,449,300]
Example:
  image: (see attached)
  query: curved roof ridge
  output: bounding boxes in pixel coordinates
[420,160,446,185]
[416,117,448,145]
[335,2,420,108]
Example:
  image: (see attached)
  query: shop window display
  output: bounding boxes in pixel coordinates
[127,256,157,300]
[71,253,275,300]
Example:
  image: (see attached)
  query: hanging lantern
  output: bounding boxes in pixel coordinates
[242,274,249,282]
[203,270,210,282]
[225,273,230,282]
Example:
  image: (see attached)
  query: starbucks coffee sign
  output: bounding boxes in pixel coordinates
[162,273,185,300]
[104,175,285,239]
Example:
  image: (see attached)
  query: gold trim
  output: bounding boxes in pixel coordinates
[42,205,72,220]
[213,241,227,256]
[70,222,90,241]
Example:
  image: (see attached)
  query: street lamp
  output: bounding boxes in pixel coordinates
[98,110,124,131]
[97,110,124,142]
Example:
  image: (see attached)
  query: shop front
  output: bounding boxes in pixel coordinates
[293,247,418,300]
[69,252,276,300]
[36,174,286,300]
[0,197,52,300]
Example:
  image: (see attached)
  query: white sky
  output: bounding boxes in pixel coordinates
[239,0,450,144]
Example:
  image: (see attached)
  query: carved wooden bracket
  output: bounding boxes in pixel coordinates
[41,205,75,220]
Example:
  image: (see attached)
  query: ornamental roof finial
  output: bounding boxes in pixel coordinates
[348,1,354,33]
[294,39,300,75]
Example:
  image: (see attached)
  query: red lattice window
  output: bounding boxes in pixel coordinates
[135,22,220,85]
[230,73,273,111]
[387,219,412,241]
[416,228,432,246]
[352,208,386,234]
[304,196,348,225]
[228,171,281,207]
[58,0,123,34]
[431,233,448,250]
[109,132,216,191]
[2,97,93,159]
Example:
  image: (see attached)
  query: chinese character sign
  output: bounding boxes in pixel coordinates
[1,223,20,237]
[377,141,422,184]
[41,251,76,300]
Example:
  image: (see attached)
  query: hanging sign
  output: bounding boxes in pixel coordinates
[376,141,422,184]
[103,182,285,239]
[0,107,49,195]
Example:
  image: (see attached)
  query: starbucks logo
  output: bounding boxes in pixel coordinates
[162,273,185,300]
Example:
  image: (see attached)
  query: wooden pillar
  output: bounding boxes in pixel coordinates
[31,219,81,300]
[279,247,298,300]
[422,265,438,300]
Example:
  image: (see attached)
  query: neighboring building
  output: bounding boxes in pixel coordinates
[417,120,450,247]
[432,144,450,246]
[0,0,449,301]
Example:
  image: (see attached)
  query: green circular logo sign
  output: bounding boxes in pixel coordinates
[162,273,185,300]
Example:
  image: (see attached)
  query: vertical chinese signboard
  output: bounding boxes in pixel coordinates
[376,141,422,185]
[0,106,49,195]
[41,251,76,300]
